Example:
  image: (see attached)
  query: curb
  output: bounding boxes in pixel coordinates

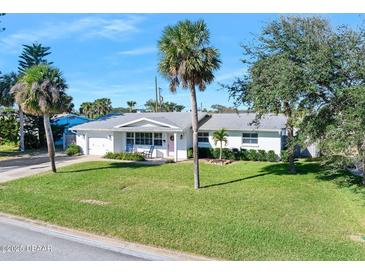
[0,212,213,261]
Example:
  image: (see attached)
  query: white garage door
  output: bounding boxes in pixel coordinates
[88,137,111,155]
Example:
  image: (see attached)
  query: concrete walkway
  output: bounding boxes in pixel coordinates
[0,153,95,183]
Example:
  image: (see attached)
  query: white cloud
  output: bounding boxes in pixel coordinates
[117,46,156,56]
[0,15,144,52]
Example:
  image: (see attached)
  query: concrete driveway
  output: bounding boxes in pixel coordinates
[0,153,93,183]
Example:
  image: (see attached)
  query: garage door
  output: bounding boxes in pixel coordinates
[88,137,111,155]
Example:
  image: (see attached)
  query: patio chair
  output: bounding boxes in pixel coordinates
[142,145,154,159]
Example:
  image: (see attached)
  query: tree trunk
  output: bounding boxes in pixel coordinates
[18,105,25,152]
[363,158,365,185]
[219,142,222,160]
[189,85,200,190]
[43,114,56,173]
[287,124,296,174]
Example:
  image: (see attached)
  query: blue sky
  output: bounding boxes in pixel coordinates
[0,13,364,111]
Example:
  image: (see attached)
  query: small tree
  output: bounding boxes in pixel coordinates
[212,128,228,160]
[11,64,72,172]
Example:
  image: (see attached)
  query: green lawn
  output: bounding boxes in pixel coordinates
[1,160,365,260]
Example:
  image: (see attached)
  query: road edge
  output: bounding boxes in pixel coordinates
[0,212,213,261]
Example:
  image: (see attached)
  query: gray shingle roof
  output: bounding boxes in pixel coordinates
[199,113,287,131]
[70,112,209,131]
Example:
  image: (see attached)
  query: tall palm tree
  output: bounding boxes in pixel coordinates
[158,20,221,189]
[126,100,136,112]
[18,42,53,150]
[212,128,228,161]
[94,98,112,118]
[80,102,94,118]
[11,64,72,172]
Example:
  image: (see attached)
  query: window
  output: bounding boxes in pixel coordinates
[135,132,152,145]
[242,132,258,144]
[198,132,209,143]
[154,133,163,146]
[126,132,134,145]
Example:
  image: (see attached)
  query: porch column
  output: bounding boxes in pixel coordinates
[85,133,89,155]
[174,132,178,162]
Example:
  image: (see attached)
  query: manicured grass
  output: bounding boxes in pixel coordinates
[1,160,365,260]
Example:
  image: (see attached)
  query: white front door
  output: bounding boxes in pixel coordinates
[168,134,175,157]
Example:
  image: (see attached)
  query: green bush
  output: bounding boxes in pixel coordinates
[104,152,145,161]
[65,144,81,156]
[281,150,289,162]
[240,149,249,160]
[187,147,213,158]
[267,150,278,162]
[257,150,267,161]
[246,149,259,161]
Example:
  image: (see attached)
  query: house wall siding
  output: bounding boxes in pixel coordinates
[197,130,282,156]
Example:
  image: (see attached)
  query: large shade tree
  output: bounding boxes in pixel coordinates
[158,20,221,189]
[226,16,333,173]
[11,64,72,172]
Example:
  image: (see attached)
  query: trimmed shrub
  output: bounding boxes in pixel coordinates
[247,149,258,161]
[187,147,214,158]
[240,149,249,160]
[104,152,145,161]
[232,148,241,160]
[267,150,278,162]
[65,144,81,156]
[281,150,289,162]
[257,150,267,161]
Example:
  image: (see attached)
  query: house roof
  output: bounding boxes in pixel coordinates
[70,112,209,132]
[199,113,287,131]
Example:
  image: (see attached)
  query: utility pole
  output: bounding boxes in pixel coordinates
[155,76,159,112]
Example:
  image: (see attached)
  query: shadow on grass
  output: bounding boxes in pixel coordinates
[58,161,162,173]
[202,161,365,192]
[201,172,269,189]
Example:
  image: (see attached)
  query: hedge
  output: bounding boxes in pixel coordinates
[187,147,279,162]
[65,144,81,156]
[104,152,145,161]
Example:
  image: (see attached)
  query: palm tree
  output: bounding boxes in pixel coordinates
[127,100,136,112]
[80,102,94,118]
[11,64,72,172]
[212,129,228,161]
[17,43,53,150]
[94,98,112,118]
[158,20,221,189]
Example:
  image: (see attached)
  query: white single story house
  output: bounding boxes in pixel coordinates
[70,112,296,161]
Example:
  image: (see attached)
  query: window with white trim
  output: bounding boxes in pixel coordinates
[126,132,134,145]
[198,132,209,143]
[242,132,258,144]
[135,132,152,145]
[154,133,163,146]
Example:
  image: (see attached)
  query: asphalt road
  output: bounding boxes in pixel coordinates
[0,216,150,261]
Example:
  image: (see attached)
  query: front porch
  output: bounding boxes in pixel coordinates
[113,131,185,162]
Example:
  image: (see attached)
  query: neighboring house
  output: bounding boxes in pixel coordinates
[70,112,297,161]
[52,114,91,147]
